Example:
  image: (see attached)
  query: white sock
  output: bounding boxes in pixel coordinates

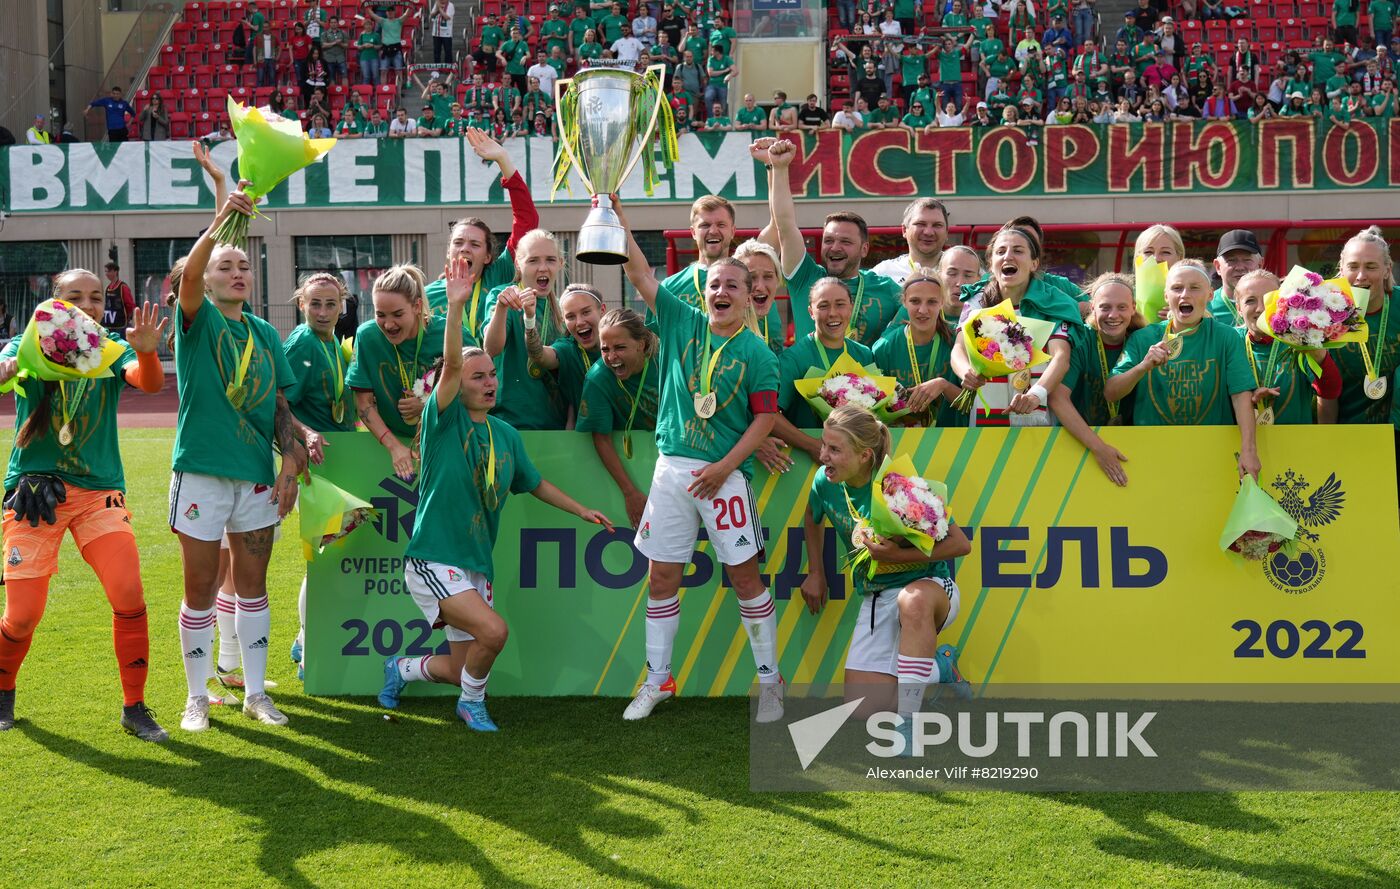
[644,594,680,687]
[178,603,216,699]
[396,655,433,684]
[897,655,939,718]
[460,666,489,702]
[739,589,780,684]
[215,589,240,673]
[296,575,307,648]
[235,595,272,697]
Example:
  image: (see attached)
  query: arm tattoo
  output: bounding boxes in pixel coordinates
[274,392,308,462]
[525,325,546,368]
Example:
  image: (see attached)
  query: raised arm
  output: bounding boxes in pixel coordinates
[179,183,253,320]
[613,196,660,311]
[436,255,479,413]
[521,289,561,370]
[765,138,806,277]
[192,140,228,209]
[465,128,537,251]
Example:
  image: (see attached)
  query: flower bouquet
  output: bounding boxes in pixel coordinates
[849,454,952,578]
[1134,255,1168,320]
[410,366,439,403]
[792,352,898,421]
[949,299,1055,411]
[1219,475,1297,562]
[0,299,126,396]
[875,385,918,425]
[1256,266,1368,377]
[212,96,336,247]
[299,472,378,560]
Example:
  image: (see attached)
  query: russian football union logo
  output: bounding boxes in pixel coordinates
[1263,471,1344,594]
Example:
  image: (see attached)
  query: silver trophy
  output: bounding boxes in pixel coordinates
[555,62,668,264]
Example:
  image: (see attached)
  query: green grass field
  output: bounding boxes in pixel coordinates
[3,429,1397,887]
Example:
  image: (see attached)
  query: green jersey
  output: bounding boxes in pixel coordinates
[652,284,780,475]
[578,40,603,60]
[1237,330,1316,425]
[1310,51,1346,84]
[406,400,540,579]
[356,31,381,65]
[380,15,404,45]
[173,299,295,485]
[901,52,927,85]
[660,261,711,311]
[2,330,136,493]
[481,286,569,430]
[736,106,766,127]
[424,245,517,336]
[1331,288,1400,425]
[809,472,949,599]
[1064,331,1130,426]
[541,17,570,53]
[501,39,531,74]
[600,12,629,42]
[935,47,963,82]
[576,359,660,434]
[1112,318,1255,425]
[547,335,600,410]
[283,324,356,433]
[1206,286,1240,324]
[1335,0,1358,27]
[871,325,962,428]
[1371,0,1395,31]
[479,24,505,50]
[706,116,732,128]
[754,304,786,356]
[335,118,363,137]
[778,334,877,429]
[428,93,453,122]
[902,112,933,128]
[568,15,594,47]
[786,253,902,347]
[708,25,736,54]
[345,315,448,440]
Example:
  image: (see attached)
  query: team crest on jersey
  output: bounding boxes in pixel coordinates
[1262,470,1344,595]
[448,569,463,582]
[640,522,651,539]
[185,503,200,521]
[6,546,20,567]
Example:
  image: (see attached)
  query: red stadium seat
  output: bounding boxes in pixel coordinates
[1256,22,1282,42]
[1281,19,1303,42]
[217,22,239,45]
[1214,43,1233,68]
[173,22,196,44]
[208,43,230,67]
[148,66,172,91]
[1181,19,1202,41]
[206,1,230,23]
[1229,18,1251,39]
[272,0,294,22]
[207,87,229,108]
[352,84,374,102]
[185,2,207,23]
[254,86,276,106]
[329,83,348,98]
[1204,19,1227,42]
[197,21,217,42]
[157,90,179,112]
[1296,0,1323,15]
[1248,0,1272,15]
[168,112,192,138]
[194,66,216,90]
[229,86,253,105]
[182,88,204,113]
[170,64,191,87]
[1303,16,1329,36]
[216,63,241,88]
[230,0,247,19]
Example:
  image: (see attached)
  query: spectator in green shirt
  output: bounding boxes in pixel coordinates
[475,17,506,75]
[577,28,603,62]
[1370,0,1396,40]
[735,93,767,129]
[899,41,930,105]
[599,2,629,43]
[417,106,444,137]
[567,6,593,52]
[1309,39,1347,86]
[902,100,933,129]
[540,6,570,56]
[1334,0,1359,45]
[522,78,552,119]
[334,106,362,138]
[705,102,733,130]
[497,26,532,92]
[865,95,898,127]
[704,45,734,112]
[708,13,737,55]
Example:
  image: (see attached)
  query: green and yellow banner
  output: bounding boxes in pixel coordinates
[304,425,1397,698]
[3,120,1395,213]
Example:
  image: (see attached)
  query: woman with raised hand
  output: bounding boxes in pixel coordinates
[170,186,319,732]
[424,129,540,332]
[613,195,785,725]
[1231,269,1341,425]
[346,265,445,482]
[872,274,960,428]
[948,226,1083,426]
[0,271,167,739]
[378,256,612,732]
[577,308,660,529]
[481,229,569,430]
[1106,260,1261,478]
[520,282,605,419]
[283,272,357,679]
[800,406,971,724]
[733,239,787,356]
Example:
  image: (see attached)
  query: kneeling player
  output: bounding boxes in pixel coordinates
[378,257,612,730]
[800,406,972,724]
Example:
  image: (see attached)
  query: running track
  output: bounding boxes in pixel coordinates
[0,378,180,428]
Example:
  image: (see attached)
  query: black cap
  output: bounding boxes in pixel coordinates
[1216,229,1263,257]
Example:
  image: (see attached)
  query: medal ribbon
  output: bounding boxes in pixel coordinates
[845,273,866,337]
[321,333,345,402]
[393,321,426,393]
[615,360,650,456]
[1359,294,1391,382]
[464,418,499,508]
[692,262,703,299]
[57,378,90,439]
[466,278,483,339]
[904,325,939,386]
[1095,334,1120,420]
[699,327,743,398]
[813,333,850,371]
[220,313,256,404]
[577,339,594,371]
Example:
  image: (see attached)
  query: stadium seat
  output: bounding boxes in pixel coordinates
[215,63,240,88]
[254,86,276,106]
[168,112,193,138]
[1229,18,1251,39]
[148,66,171,91]
[1215,43,1233,68]
[352,84,374,103]
[230,1,247,20]
[1248,0,1272,15]
[173,22,196,44]
[194,66,216,90]
[185,2,207,24]
[272,0,294,22]
[229,86,253,105]
[1303,16,1329,36]
[1256,22,1282,42]
[207,43,230,67]
[182,88,204,113]
[1281,19,1303,42]
[1204,19,1227,42]
[1296,0,1323,15]
[207,87,229,110]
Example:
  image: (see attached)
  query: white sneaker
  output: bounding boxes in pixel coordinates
[623,676,676,721]
[242,692,289,726]
[180,695,210,732]
[755,680,785,724]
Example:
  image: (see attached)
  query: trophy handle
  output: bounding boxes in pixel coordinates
[553,76,595,194]
[614,63,669,193]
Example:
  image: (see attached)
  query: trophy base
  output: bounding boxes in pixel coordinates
[575,203,629,266]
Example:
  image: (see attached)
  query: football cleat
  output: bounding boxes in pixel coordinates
[120,702,170,742]
[290,638,303,665]
[180,695,211,732]
[755,677,785,724]
[623,675,677,721]
[0,689,14,731]
[206,676,240,706]
[456,698,499,732]
[378,656,406,709]
[243,693,289,726]
[935,644,973,700]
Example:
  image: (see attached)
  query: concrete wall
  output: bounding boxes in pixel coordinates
[735,41,825,107]
[0,2,106,144]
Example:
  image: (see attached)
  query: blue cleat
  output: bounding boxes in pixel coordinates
[456,698,499,732]
[297,660,305,682]
[896,717,918,758]
[935,644,973,700]
[290,638,303,665]
[378,656,405,709]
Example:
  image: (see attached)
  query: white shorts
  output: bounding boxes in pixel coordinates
[169,472,281,542]
[403,558,493,643]
[220,527,282,549]
[635,455,764,567]
[846,576,961,677]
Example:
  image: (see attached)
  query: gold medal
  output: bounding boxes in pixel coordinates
[1010,369,1032,392]
[1166,336,1183,360]
[226,383,247,410]
[1107,415,1124,427]
[332,400,346,424]
[851,522,869,550]
[1256,405,1274,426]
[693,391,717,419]
[1364,375,1388,400]
[58,423,74,446]
[405,412,420,426]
